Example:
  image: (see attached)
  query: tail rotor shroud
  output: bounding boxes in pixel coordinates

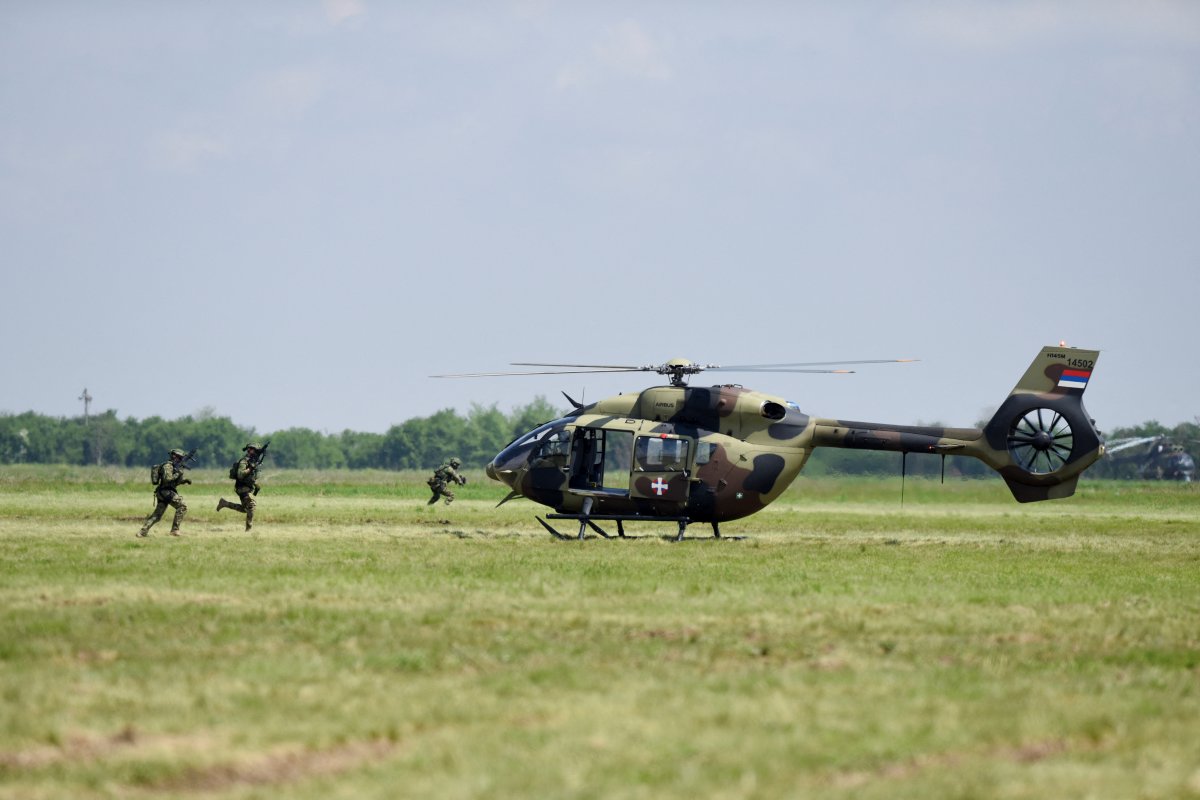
[1007,408,1075,474]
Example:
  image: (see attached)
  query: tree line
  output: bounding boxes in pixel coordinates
[0,399,563,471]
[0,403,1195,478]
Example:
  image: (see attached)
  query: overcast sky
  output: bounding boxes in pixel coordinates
[2,1,1197,436]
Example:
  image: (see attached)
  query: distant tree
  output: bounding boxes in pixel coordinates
[378,409,469,470]
[5,412,77,463]
[406,409,469,469]
[129,415,174,467]
[0,414,32,462]
[126,413,251,469]
[508,396,565,440]
[463,403,512,466]
[338,430,384,469]
[82,410,132,466]
[268,428,347,469]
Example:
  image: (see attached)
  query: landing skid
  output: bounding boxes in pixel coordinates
[538,513,737,542]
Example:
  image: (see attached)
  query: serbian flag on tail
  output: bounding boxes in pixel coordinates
[1058,368,1091,390]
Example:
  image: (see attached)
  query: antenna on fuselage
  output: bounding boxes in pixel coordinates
[561,391,584,411]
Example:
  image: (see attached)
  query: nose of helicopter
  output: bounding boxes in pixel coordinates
[486,456,524,489]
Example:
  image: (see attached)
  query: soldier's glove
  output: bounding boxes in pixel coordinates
[182,479,192,485]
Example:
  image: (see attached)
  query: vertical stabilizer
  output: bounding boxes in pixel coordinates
[1010,345,1099,397]
[983,346,1102,502]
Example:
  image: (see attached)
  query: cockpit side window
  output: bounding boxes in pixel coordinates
[535,429,571,459]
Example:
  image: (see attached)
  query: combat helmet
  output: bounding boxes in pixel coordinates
[169,448,187,458]
[244,442,263,451]
[449,457,461,468]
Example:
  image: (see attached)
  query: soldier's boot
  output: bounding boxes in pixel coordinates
[245,509,254,532]
[217,498,229,512]
[169,529,181,537]
[427,493,439,505]
[136,528,149,538]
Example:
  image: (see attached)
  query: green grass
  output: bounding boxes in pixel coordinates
[1,467,1198,799]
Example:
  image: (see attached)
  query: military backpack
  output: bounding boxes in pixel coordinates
[150,463,163,485]
[228,461,240,480]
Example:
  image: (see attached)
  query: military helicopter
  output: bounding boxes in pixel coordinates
[435,345,1103,540]
[1104,435,1196,482]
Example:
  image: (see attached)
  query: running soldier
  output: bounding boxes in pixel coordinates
[216,442,266,531]
[427,457,467,505]
[139,449,191,537]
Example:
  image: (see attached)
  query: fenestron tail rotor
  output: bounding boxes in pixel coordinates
[1007,408,1075,474]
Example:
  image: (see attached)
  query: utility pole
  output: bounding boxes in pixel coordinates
[79,388,92,425]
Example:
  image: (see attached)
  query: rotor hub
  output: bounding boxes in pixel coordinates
[655,359,705,387]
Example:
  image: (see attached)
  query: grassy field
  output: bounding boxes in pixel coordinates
[1,466,1198,799]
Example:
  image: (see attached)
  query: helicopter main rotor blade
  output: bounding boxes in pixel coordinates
[711,368,855,374]
[433,357,918,380]
[431,368,645,378]
[510,361,647,370]
[717,359,918,369]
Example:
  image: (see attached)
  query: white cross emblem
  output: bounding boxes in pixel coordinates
[651,477,669,495]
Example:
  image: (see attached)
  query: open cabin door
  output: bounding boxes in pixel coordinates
[630,434,691,504]
[568,425,635,495]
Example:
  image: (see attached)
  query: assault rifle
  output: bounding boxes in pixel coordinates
[250,440,270,495]
[178,448,199,470]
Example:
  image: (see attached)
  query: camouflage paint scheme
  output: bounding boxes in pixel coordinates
[485,346,1103,523]
[140,458,190,535]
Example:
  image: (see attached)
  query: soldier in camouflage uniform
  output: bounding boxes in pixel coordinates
[427,457,467,505]
[139,449,191,537]
[216,442,262,531]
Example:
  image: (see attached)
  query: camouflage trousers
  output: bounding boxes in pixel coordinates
[427,481,455,505]
[141,490,187,534]
[221,489,256,530]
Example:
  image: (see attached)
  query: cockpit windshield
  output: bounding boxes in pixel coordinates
[510,420,561,450]
[494,418,572,470]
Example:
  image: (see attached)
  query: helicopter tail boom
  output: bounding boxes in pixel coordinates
[810,346,1102,502]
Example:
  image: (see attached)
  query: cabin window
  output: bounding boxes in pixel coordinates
[635,436,691,471]
[601,431,633,491]
[695,441,716,465]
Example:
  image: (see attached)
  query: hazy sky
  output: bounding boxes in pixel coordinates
[3,1,1198,436]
